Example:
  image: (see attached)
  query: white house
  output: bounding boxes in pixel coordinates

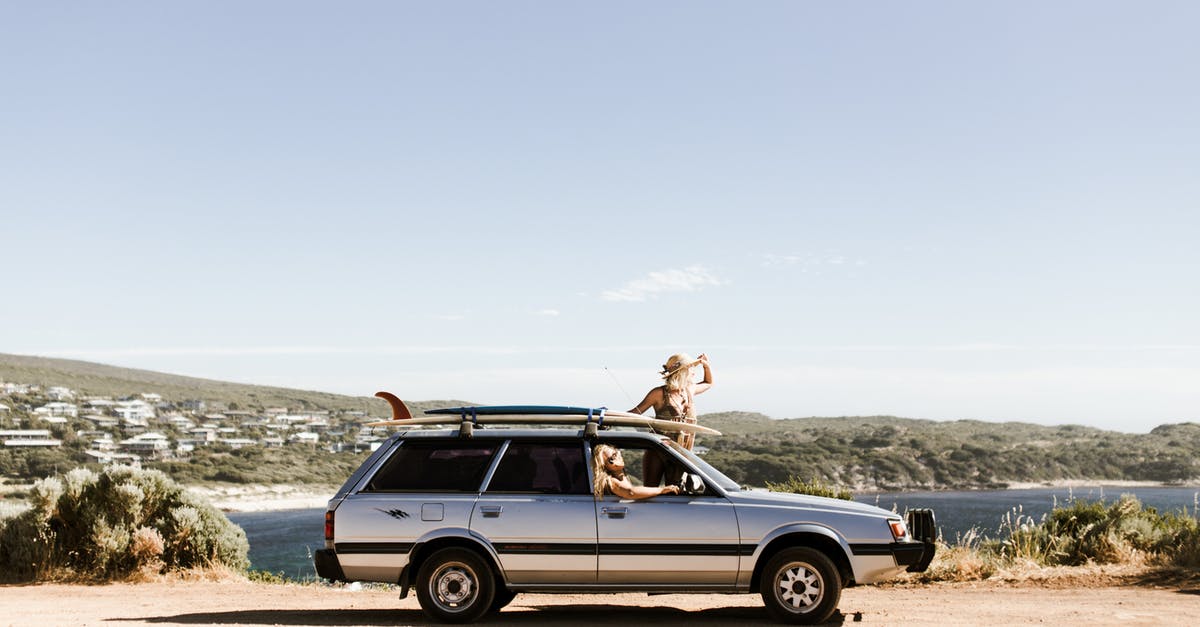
[217,437,256,449]
[34,402,78,418]
[119,432,171,459]
[115,400,156,422]
[47,386,75,401]
[1,429,62,447]
[288,432,320,445]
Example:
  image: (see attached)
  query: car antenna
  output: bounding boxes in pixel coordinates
[603,366,635,406]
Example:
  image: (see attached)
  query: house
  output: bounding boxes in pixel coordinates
[118,432,171,459]
[1,429,62,447]
[217,438,256,449]
[34,402,78,418]
[167,416,196,431]
[47,386,75,401]
[82,414,119,429]
[288,432,320,445]
[115,400,156,422]
[188,427,217,444]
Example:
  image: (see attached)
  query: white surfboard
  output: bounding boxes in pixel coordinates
[364,401,715,434]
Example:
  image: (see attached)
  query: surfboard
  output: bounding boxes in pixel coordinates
[365,402,720,436]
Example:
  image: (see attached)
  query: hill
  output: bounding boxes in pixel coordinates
[2,353,1198,490]
[0,353,463,415]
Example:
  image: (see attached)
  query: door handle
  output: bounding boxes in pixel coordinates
[602,507,628,519]
[479,505,503,517]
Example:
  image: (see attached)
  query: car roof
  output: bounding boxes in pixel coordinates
[390,427,665,442]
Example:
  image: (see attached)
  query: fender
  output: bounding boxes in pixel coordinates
[745,522,856,587]
[397,527,508,598]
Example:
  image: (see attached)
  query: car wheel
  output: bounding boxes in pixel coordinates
[415,548,496,623]
[489,588,517,614]
[759,547,842,624]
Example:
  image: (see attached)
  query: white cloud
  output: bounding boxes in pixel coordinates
[760,252,865,273]
[601,265,725,302]
[534,309,560,317]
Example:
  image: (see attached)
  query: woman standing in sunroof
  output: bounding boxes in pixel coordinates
[629,352,713,485]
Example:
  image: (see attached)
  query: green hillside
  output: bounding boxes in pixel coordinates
[2,353,1198,490]
[0,353,464,416]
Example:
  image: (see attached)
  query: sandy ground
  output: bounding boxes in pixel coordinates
[2,579,1199,626]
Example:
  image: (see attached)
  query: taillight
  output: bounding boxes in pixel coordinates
[889,519,908,541]
[324,510,335,544]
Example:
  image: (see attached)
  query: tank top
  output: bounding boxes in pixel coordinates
[657,385,694,421]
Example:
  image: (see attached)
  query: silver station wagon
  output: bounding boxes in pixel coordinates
[314,405,936,624]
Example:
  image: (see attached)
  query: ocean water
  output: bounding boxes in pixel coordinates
[229,486,1200,579]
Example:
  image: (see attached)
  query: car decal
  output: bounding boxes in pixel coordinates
[376,508,411,520]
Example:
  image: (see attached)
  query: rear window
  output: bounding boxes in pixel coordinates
[365,441,498,492]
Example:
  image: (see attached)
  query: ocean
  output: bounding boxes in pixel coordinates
[228,485,1200,579]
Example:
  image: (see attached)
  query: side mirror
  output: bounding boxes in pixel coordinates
[680,472,705,495]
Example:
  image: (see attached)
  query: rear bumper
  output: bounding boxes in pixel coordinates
[314,549,347,582]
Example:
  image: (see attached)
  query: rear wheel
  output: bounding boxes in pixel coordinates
[415,548,495,623]
[759,547,841,624]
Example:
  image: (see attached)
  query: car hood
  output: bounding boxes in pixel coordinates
[726,489,898,519]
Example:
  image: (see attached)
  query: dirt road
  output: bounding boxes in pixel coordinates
[2,579,1197,626]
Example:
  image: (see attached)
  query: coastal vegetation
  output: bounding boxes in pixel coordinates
[0,466,248,582]
[916,493,1200,582]
[701,412,1200,490]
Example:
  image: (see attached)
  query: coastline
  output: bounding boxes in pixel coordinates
[186,484,335,512]
[853,479,1200,494]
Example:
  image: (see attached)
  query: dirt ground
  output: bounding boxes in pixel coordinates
[3,578,1199,626]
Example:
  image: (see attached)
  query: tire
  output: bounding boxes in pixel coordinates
[759,547,842,624]
[489,587,517,614]
[415,548,496,624]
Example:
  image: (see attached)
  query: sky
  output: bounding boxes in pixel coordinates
[2,2,1197,432]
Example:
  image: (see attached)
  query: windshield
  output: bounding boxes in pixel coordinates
[664,439,740,491]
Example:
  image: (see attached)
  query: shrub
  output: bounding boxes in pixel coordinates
[985,494,1199,568]
[0,466,248,582]
[765,475,853,500]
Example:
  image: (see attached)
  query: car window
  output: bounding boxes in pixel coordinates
[599,440,689,490]
[663,439,741,491]
[365,441,498,492]
[486,442,589,494]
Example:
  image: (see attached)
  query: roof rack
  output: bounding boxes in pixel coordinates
[369,395,720,439]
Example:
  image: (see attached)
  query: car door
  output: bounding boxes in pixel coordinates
[595,440,741,585]
[471,440,598,585]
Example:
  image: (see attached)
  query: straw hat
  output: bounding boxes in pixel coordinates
[660,353,700,378]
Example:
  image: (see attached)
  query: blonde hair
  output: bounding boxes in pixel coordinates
[592,444,617,500]
[661,353,697,418]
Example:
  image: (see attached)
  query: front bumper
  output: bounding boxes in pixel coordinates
[903,508,938,572]
[314,549,347,582]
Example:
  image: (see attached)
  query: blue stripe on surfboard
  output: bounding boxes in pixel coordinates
[425,405,608,416]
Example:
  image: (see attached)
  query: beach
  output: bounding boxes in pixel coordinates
[186,484,336,512]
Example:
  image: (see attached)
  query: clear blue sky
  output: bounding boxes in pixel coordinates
[2,2,1197,432]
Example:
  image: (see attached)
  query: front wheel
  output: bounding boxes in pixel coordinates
[759,547,842,624]
[415,548,496,623]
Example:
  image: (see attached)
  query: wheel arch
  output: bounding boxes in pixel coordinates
[750,529,855,590]
[399,532,507,597]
